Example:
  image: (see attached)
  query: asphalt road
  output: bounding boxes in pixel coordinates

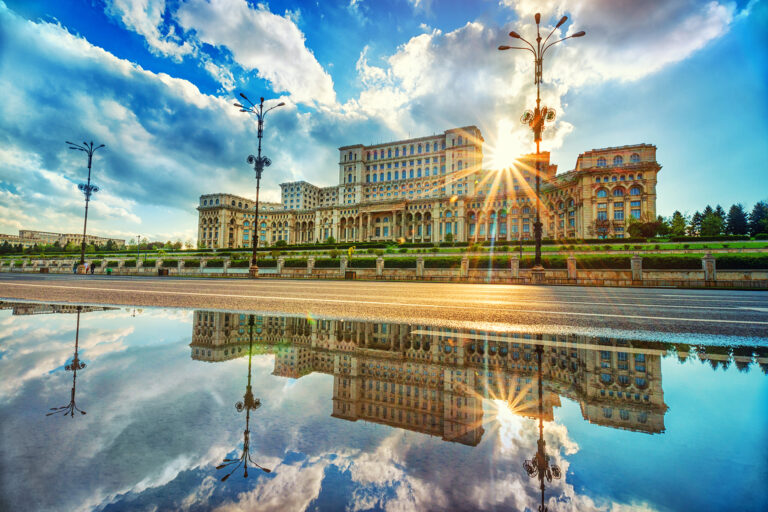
[1,274,767,342]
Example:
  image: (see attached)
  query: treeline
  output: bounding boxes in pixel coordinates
[0,238,188,256]
[628,201,768,238]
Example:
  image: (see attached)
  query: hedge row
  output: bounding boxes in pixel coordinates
[284,258,307,268]
[315,258,340,268]
[669,235,750,242]
[348,258,377,268]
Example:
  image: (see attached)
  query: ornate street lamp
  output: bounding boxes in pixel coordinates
[217,315,272,481]
[523,345,561,511]
[234,94,285,278]
[499,14,585,276]
[47,306,87,418]
[66,140,105,273]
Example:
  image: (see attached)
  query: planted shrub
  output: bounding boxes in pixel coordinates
[575,255,632,269]
[257,259,277,267]
[229,260,250,268]
[387,257,419,268]
[183,259,200,266]
[107,260,119,267]
[468,256,510,269]
[715,254,768,269]
[91,260,102,267]
[123,260,137,267]
[162,259,178,267]
[314,258,340,268]
[643,255,702,269]
[143,259,156,267]
[424,257,461,268]
[349,258,377,268]
[284,258,307,267]
[206,259,224,268]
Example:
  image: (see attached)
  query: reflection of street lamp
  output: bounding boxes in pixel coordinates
[523,345,561,511]
[234,94,285,278]
[66,140,105,272]
[47,306,87,418]
[217,315,272,481]
[499,14,585,273]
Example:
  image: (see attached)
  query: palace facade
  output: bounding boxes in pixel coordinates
[190,311,668,442]
[197,126,661,248]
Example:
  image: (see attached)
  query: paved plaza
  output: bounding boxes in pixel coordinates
[1,274,766,340]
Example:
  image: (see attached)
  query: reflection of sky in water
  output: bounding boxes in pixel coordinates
[0,304,765,512]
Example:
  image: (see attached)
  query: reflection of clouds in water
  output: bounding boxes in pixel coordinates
[215,459,328,512]
[0,309,664,512]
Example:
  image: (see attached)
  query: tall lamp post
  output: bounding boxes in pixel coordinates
[523,344,561,511]
[217,315,272,480]
[47,306,87,418]
[66,141,105,273]
[499,14,585,276]
[234,94,285,278]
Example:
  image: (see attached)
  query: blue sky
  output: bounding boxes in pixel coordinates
[0,0,766,243]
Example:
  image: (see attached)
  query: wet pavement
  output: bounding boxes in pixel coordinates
[0,300,765,511]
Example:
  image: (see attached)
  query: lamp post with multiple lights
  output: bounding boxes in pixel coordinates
[217,315,272,481]
[234,95,285,278]
[66,141,105,273]
[47,306,87,418]
[523,344,562,511]
[499,14,585,273]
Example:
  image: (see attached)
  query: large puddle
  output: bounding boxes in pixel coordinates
[0,301,766,511]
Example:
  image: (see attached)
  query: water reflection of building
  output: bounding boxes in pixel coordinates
[190,313,681,442]
[0,301,113,315]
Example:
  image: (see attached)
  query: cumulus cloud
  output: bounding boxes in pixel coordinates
[105,0,195,60]
[176,0,336,107]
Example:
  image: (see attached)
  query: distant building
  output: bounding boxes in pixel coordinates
[197,125,661,248]
[0,230,126,249]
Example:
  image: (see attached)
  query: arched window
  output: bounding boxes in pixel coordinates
[630,186,642,196]
[203,200,208,205]
[569,199,575,207]
[458,136,463,145]
[231,200,236,206]
[387,172,391,180]
[457,160,463,171]
[348,174,352,183]
[388,149,392,158]
[424,168,429,177]
[613,155,623,165]
[433,142,438,151]
[373,152,377,160]
[417,168,421,177]
[446,211,452,218]
[630,153,640,163]
[558,201,564,209]
[522,207,531,214]
[366,174,370,182]
[418,144,422,154]
[595,177,600,183]
[373,174,377,183]
[215,199,219,204]
[597,189,608,198]
[410,145,414,155]
[244,221,249,226]
[597,157,606,167]
[613,188,624,197]
[395,148,399,157]
[393,171,398,180]
[380,172,384,181]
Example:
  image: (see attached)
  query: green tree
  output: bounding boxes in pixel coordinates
[700,212,725,236]
[688,211,703,236]
[444,233,454,243]
[725,204,749,235]
[325,236,336,244]
[275,239,287,247]
[748,201,768,235]
[714,205,726,222]
[655,215,671,236]
[669,211,687,236]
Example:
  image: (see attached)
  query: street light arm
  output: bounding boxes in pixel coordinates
[498,45,536,56]
[542,31,585,55]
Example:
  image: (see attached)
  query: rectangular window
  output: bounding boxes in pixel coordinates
[631,209,641,219]
[614,211,624,220]
[597,211,608,220]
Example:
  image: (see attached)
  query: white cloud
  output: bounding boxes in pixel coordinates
[105,0,195,60]
[176,0,336,107]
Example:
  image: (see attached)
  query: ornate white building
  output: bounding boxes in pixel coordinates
[197,126,660,247]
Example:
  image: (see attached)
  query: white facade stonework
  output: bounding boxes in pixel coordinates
[198,126,660,247]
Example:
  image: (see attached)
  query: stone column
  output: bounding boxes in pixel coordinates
[177,260,184,274]
[375,256,384,276]
[199,260,205,274]
[702,253,716,282]
[460,255,469,278]
[340,255,348,275]
[567,256,577,279]
[277,256,285,274]
[136,259,143,273]
[307,256,315,275]
[510,256,520,278]
[416,256,424,278]
[222,258,230,274]
[631,255,643,281]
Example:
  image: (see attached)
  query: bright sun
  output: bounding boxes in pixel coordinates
[485,119,528,170]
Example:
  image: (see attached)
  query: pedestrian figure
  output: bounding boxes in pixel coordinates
[73,262,78,274]
[90,264,95,275]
